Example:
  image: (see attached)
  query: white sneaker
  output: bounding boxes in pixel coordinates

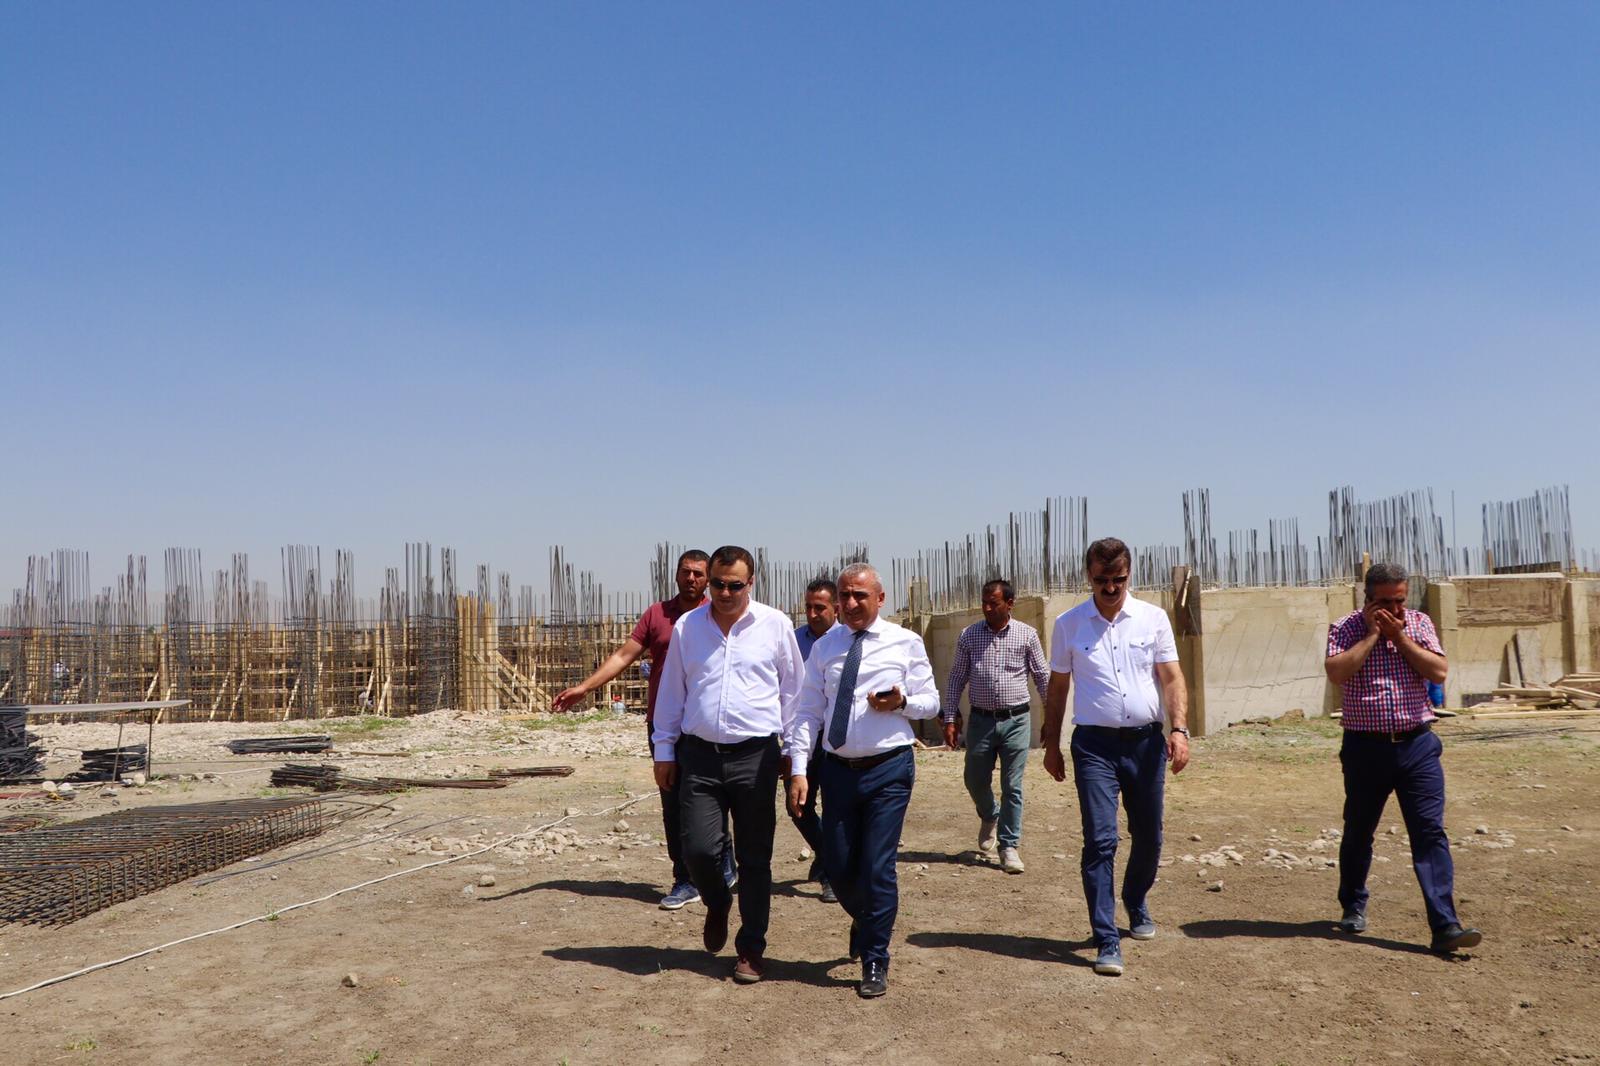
[978,818,998,853]
[1000,846,1025,874]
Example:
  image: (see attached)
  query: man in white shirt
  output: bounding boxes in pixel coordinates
[787,563,941,998]
[1041,537,1191,978]
[653,545,804,984]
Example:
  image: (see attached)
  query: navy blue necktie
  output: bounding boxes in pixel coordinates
[828,628,867,751]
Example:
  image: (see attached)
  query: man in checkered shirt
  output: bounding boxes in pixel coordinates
[942,578,1050,875]
[1325,561,1482,954]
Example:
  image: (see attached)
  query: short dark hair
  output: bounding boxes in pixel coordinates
[805,578,837,600]
[708,545,756,578]
[677,549,709,570]
[1085,537,1131,573]
[1364,561,1408,596]
[982,578,1015,602]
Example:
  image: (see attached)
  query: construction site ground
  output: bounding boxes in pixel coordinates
[4,710,1598,1066]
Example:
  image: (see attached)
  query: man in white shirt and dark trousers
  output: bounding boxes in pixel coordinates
[787,563,941,998]
[1041,537,1191,977]
[653,545,805,984]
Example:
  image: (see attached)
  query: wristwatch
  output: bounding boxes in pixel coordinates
[1170,727,1189,737]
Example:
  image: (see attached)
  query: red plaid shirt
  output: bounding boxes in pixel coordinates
[1326,608,1444,732]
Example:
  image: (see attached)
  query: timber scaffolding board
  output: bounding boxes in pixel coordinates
[0,601,648,723]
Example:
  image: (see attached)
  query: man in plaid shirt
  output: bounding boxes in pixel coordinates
[1325,561,1482,953]
[943,579,1050,874]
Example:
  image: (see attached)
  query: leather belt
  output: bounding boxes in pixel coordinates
[825,746,912,771]
[1345,723,1432,744]
[1075,722,1163,740]
[972,703,1031,721]
[679,733,775,755]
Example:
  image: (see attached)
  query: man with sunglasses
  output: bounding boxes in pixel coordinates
[1041,537,1189,977]
[553,548,731,910]
[653,545,805,984]
[1325,561,1481,953]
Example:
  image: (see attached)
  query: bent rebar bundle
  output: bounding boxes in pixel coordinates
[226,735,332,755]
[0,797,330,925]
[270,763,508,792]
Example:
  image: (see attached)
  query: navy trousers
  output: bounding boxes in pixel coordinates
[818,747,915,966]
[1070,724,1166,947]
[1338,728,1461,931]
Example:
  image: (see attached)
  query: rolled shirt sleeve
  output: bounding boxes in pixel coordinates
[1154,613,1179,663]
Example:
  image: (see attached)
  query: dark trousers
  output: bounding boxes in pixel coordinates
[647,721,691,885]
[1338,728,1460,931]
[1070,725,1166,947]
[788,740,825,858]
[677,733,781,956]
[818,747,915,966]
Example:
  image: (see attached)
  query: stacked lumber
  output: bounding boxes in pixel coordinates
[1460,673,1600,718]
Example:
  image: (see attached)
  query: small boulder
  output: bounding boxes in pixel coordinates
[341,973,359,988]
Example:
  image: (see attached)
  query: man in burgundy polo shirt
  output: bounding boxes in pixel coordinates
[1324,561,1481,953]
[554,548,730,909]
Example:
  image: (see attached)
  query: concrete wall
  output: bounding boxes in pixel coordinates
[906,573,1600,744]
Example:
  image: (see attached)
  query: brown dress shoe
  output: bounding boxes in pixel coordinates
[703,904,730,954]
[732,953,765,983]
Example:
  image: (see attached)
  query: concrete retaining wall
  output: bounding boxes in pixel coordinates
[906,574,1600,743]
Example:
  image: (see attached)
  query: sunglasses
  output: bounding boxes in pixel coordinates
[709,579,749,592]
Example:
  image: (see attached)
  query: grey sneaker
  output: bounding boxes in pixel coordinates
[999,846,1025,874]
[659,881,700,910]
[1093,940,1124,976]
[978,817,999,853]
[1338,907,1367,934]
[1128,905,1156,940]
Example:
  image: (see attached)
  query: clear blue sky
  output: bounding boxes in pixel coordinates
[4,3,1597,597]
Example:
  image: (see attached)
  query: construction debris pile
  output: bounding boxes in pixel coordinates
[270,764,508,792]
[0,797,330,924]
[0,709,45,783]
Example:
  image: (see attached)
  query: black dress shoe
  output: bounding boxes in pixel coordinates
[1430,924,1483,953]
[1338,907,1367,934]
[858,959,888,998]
[848,919,861,961]
[703,904,730,954]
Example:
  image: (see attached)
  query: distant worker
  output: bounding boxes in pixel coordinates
[789,577,839,902]
[1041,537,1190,977]
[553,548,731,910]
[942,578,1050,874]
[652,545,805,984]
[788,563,941,998]
[1324,562,1481,953]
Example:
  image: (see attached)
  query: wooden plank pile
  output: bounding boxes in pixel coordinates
[1459,673,1600,718]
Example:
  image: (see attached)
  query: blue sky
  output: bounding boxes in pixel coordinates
[4,3,1597,597]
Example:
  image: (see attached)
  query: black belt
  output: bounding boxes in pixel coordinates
[1345,723,1432,744]
[1075,722,1163,740]
[972,703,1031,721]
[825,745,912,771]
[679,733,776,755]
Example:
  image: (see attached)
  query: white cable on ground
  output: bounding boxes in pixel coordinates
[0,790,657,1001]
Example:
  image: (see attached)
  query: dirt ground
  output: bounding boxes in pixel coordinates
[3,709,1597,1066]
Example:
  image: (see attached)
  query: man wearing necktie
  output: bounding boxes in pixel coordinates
[787,563,941,998]
[653,545,805,984]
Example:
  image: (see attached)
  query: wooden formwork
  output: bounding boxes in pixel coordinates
[0,600,648,723]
